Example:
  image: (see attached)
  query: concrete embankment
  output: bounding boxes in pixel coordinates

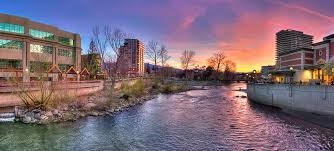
[247,84,334,116]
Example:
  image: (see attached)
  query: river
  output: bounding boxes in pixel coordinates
[1,83,334,150]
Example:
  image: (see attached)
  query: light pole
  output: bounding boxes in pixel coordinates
[289,67,294,84]
[252,70,256,83]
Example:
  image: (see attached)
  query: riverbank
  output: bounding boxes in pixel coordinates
[3,83,334,150]
[14,79,218,124]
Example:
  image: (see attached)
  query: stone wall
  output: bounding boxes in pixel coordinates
[247,84,334,116]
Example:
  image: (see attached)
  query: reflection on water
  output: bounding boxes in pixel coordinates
[1,83,334,150]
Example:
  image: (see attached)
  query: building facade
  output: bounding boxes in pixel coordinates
[119,39,144,76]
[276,29,313,66]
[260,65,274,78]
[273,31,334,84]
[0,14,81,82]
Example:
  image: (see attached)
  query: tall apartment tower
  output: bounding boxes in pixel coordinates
[119,39,144,75]
[276,29,313,66]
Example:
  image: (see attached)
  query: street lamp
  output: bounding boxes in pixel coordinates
[289,67,293,71]
[289,67,294,84]
[252,70,256,83]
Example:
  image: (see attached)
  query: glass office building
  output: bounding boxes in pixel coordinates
[0,13,82,82]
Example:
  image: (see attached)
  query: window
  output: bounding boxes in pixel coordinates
[0,23,24,34]
[0,59,22,69]
[0,39,23,50]
[58,37,74,46]
[30,44,53,54]
[29,61,51,73]
[58,49,75,57]
[319,50,323,56]
[58,64,72,72]
[29,29,54,40]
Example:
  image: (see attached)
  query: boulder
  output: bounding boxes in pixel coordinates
[16,109,24,118]
[52,109,59,115]
[89,111,99,116]
[107,109,114,113]
[79,113,86,117]
[84,103,97,110]
[22,116,32,124]
[45,111,53,117]
[34,113,41,120]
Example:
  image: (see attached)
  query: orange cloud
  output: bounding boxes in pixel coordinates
[162,0,334,72]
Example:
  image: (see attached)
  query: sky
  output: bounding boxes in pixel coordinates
[1,0,334,72]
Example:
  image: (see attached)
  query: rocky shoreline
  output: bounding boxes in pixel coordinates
[15,94,157,124]
[14,81,216,124]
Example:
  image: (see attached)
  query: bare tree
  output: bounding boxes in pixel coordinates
[145,40,160,77]
[180,50,195,79]
[104,27,129,93]
[160,44,171,67]
[223,60,236,81]
[159,44,171,81]
[208,50,225,72]
[92,26,108,69]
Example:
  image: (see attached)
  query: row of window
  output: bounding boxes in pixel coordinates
[0,23,24,34]
[0,59,22,69]
[58,64,72,72]
[29,29,54,40]
[59,37,74,46]
[0,39,23,50]
[0,59,74,72]
[30,44,53,54]
[58,49,74,57]
[29,61,51,73]
[0,39,75,57]
[0,22,74,46]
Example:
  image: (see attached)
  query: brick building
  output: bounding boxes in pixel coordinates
[119,39,144,76]
[274,32,334,84]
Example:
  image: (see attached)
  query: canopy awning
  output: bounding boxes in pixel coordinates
[66,66,78,74]
[47,64,62,74]
[270,70,295,76]
[80,68,90,75]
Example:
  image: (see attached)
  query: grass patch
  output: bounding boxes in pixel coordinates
[120,79,145,100]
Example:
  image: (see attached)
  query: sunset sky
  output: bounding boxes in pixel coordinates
[1,0,334,72]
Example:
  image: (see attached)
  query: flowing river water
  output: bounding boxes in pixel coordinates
[1,83,334,150]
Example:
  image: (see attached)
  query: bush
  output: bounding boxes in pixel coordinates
[132,79,145,97]
[120,79,145,100]
[159,83,185,94]
[50,90,76,108]
[16,81,56,110]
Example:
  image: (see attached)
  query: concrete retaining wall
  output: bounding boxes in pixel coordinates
[0,79,142,107]
[0,81,104,107]
[247,84,334,116]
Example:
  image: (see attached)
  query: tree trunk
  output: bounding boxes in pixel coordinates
[110,77,116,95]
[154,59,157,79]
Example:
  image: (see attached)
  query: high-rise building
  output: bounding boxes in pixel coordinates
[0,13,82,82]
[119,39,144,75]
[276,29,313,65]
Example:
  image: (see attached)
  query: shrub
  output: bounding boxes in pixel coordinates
[50,90,76,108]
[159,83,184,94]
[132,79,145,97]
[16,81,56,110]
[120,79,145,100]
[120,81,131,100]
